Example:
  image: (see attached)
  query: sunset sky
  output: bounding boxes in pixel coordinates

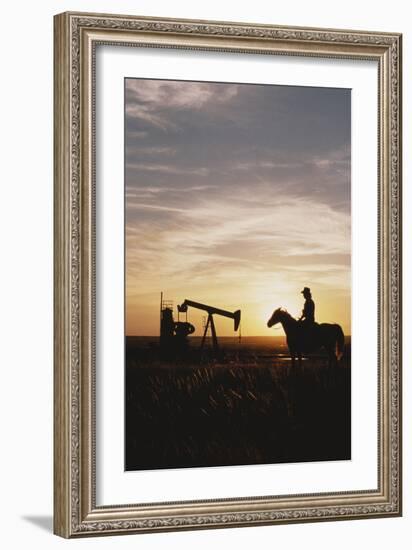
[125,78,351,337]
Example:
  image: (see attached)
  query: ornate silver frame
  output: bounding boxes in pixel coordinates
[53,11,402,538]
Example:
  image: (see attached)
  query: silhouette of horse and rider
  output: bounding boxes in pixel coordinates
[267,287,345,368]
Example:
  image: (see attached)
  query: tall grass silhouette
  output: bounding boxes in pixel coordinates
[125,337,351,470]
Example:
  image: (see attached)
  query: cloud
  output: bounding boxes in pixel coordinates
[127,203,186,214]
[126,162,210,177]
[126,79,239,109]
[125,103,177,131]
[126,146,177,156]
[126,184,216,200]
[125,79,239,130]
[233,161,299,171]
[127,129,148,139]
[126,188,350,292]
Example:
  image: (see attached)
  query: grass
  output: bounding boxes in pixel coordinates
[125,354,351,471]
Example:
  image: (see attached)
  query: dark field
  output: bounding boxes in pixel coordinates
[125,336,351,471]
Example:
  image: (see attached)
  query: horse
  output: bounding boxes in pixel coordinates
[267,307,345,368]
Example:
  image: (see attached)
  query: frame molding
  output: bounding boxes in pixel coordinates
[54,11,402,538]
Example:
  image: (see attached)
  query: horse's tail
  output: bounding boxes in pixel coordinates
[335,325,345,361]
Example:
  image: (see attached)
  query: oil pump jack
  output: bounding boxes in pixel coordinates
[177,299,241,356]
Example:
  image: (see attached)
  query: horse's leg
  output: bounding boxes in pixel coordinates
[326,347,332,368]
[334,350,339,368]
[290,351,296,368]
[327,346,336,369]
[297,352,302,368]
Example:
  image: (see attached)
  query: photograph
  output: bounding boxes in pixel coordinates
[124,78,352,471]
[53,11,401,537]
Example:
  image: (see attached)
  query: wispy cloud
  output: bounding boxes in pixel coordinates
[125,104,177,131]
[233,161,299,171]
[127,129,148,139]
[126,162,210,177]
[125,79,239,130]
[126,79,239,109]
[126,146,177,156]
[126,184,216,199]
[127,192,349,268]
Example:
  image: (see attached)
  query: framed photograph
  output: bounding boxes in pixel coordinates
[53,11,402,538]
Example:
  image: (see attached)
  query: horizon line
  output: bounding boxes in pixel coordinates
[125,334,352,338]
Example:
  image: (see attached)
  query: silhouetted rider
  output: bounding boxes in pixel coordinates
[298,287,315,325]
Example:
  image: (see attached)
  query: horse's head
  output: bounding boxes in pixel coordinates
[267,307,287,328]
